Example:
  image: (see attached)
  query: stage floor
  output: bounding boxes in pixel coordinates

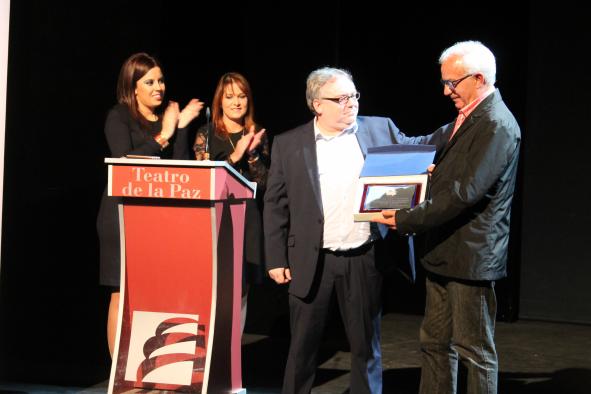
[1,313,590,393]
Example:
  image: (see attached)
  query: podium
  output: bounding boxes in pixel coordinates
[105,158,256,394]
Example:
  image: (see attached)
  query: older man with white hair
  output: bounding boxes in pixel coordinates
[374,40,521,394]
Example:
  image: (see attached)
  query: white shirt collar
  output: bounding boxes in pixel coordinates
[314,117,358,141]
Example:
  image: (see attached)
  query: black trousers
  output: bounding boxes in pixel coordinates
[282,243,383,394]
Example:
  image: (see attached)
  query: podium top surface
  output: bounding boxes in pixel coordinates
[106,157,257,200]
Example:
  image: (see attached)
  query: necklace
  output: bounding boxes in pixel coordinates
[228,129,245,150]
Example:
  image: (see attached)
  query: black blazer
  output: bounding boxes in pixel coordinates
[264,116,435,298]
[396,90,521,281]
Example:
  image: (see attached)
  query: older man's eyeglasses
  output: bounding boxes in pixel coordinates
[320,92,361,105]
[440,74,474,90]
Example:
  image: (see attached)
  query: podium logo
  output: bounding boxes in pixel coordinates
[125,311,206,389]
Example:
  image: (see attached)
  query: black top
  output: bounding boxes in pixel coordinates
[97,104,190,287]
[194,125,270,278]
[194,125,269,191]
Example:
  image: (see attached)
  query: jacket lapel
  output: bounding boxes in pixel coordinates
[435,91,499,165]
[436,120,470,164]
[301,121,324,214]
[354,118,370,157]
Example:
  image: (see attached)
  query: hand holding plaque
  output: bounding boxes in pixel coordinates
[353,144,436,222]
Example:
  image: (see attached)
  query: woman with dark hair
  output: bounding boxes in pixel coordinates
[193,72,269,332]
[97,52,203,356]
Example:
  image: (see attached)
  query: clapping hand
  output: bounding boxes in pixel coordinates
[178,98,204,128]
[233,131,255,158]
[228,126,267,163]
[161,101,180,139]
[247,125,266,154]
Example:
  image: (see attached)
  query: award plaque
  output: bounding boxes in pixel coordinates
[363,184,418,210]
[353,144,435,222]
[354,174,428,221]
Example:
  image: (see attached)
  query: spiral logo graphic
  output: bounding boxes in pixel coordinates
[125,311,207,389]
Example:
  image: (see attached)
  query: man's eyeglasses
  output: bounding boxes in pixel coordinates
[320,92,361,105]
[440,74,474,90]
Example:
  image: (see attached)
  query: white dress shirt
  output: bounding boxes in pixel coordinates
[314,118,371,251]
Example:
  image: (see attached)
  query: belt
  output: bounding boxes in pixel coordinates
[321,241,374,257]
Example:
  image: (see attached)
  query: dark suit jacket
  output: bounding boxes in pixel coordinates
[264,116,433,298]
[396,90,521,281]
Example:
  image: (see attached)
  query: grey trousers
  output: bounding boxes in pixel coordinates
[419,274,498,394]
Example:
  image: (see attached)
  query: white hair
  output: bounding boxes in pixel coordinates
[439,40,496,85]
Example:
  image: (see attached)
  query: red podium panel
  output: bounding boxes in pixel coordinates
[105,158,255,394]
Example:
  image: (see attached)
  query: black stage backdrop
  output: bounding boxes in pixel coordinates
[0,0,588,387]
[519,6,591,323]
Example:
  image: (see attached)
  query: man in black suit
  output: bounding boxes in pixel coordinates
[373,41,521,394]
[264,67,422,394]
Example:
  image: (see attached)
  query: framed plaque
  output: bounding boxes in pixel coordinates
[354,174,428,221]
